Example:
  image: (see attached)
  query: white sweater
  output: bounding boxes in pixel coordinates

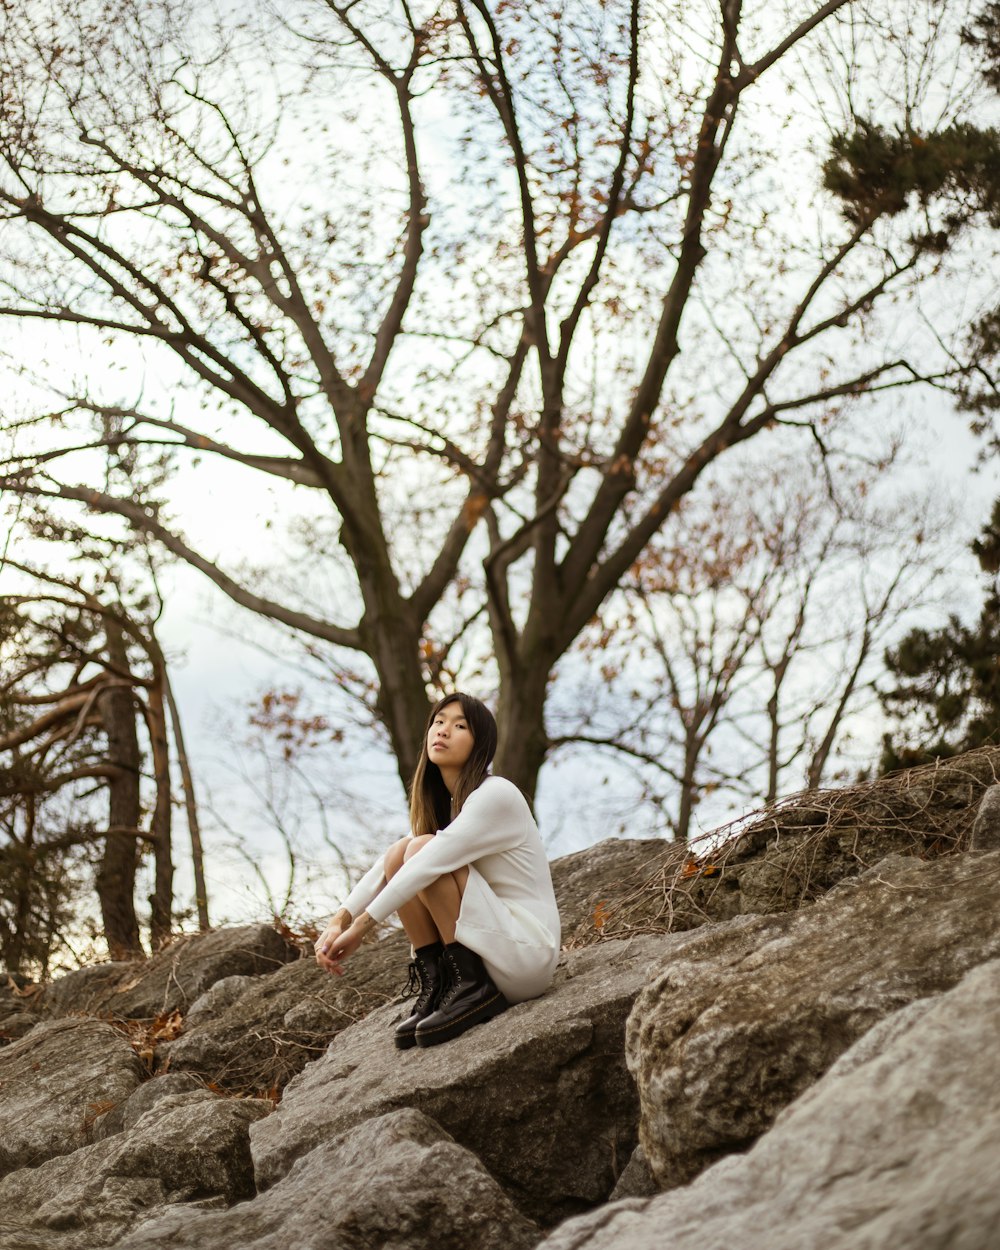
[340,776,561,946]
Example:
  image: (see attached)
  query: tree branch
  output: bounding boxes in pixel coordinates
[0,479,364,649]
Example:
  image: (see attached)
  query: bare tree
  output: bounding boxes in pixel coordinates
[0,0,996,803]
[0,562,205,951]
[547,451,954,838]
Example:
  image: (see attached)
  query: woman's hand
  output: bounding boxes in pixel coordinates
[315,908,350,974]
[315,911,373,976]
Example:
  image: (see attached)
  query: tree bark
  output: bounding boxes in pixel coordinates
[494,664,552,807]
[145,670,173,947]
[163,667,208,930]
[96,623,143,959]
[6,792,35,975]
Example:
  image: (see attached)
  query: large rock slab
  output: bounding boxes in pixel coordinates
[0,1018,144,1177]
[117,1108,539,1250]
[627,849,1000,1190]
[0,1089,269,1250]
[251,935,678,1227]
[40,924,301,1020]
[550,837,670,933]
[538,955,1000,1250]
[162,929,410,1093]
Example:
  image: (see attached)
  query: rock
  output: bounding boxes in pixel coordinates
[40,925,301,1020]
[251,935,678,1227]
[117,1108,539,1250]
[626,848,1000,1191]
[163,929,410,1093]
[0,1018,144,1177]
[92,1072,207,1141]
[0,973,44,1046]
[608,1145,656,1200]
[184,974,256,1028]
[536,956,1000,1250]
[0,1011,42,1043]
[0,1089,270,1250]
[970,782,1000,850]
[550,837,671,933]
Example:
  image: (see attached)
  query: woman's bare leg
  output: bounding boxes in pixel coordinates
[384,836,440,948]
[403,836,469,945]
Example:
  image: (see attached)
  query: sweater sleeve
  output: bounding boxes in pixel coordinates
[364,779,529,924]
[339,854,387,920]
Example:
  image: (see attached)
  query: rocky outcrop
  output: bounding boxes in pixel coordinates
[39,924,300,1020]
[250,935,676,1227]
[0,1089,269,1250]
[550,838,671,932]
[536,955,1000,1250]
[571,747,1000,944]
[0,973,44,1044]
[626,848,1000,1190]
[7,752,1000,1250]
[161,928,410,1093]
[117,1108,540,1250]
[0,1018,144,1176]
[970,781,1000,850]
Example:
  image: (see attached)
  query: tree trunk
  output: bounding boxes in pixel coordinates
[676,737,699,843]
[494,667,552,808]
[7,792,35,975]
[146,672,174,947]
[97,624,143,959]
[163,667,208,930]
[362,604,433,792]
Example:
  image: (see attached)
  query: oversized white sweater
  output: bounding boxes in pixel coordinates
[340,776,561,1000]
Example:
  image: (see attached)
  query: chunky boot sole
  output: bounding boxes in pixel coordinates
[414,990,510,1047]
[394,1024,419,1050]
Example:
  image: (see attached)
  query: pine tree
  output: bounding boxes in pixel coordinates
[879,500,1000,771]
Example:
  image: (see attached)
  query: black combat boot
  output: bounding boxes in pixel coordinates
[414,942,509,1047]
[394,941,445,1050]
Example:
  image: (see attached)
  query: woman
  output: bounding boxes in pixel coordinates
[314,693,561,1049]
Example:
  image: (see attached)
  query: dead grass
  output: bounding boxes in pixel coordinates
[567,748,1000,947]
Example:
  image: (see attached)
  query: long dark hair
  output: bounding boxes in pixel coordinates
[409,693,498,838]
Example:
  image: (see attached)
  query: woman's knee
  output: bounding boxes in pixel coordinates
[403,834,435,862]
[383,836,411,879]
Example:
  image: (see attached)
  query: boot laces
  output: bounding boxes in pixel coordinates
[401,960,420,1000]
[437,949,462,1008]
[401,955,441,1011]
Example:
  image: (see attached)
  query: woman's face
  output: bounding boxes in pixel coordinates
[427,701,475,772]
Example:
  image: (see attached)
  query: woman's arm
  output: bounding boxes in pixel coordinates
[313,849,388,973]
[365,779,529,923]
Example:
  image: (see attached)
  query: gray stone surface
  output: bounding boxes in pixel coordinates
[538,956,1000,1250]
[40,925,301,1020]
[626,849,1000,1191]
[970,782,1000,850]
[162,928,410,1092]
[0,976,46,1046]
[0,1018,144,1177]
[0,1090,269,1250]
[118,1108,539,1250]
[251,935,678,1227]
[551,837,670,934]
[92,1072,207,1141]
[0,1010,42,1043]
[184,974,256,1028]
[608,1144,657,1200]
